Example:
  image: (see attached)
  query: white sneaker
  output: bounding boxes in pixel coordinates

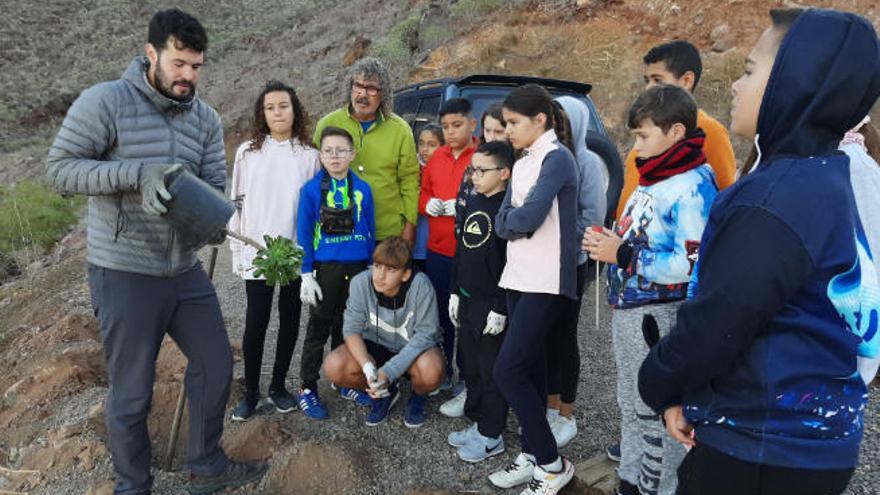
[439,388,467,418]
[551,414,577,448]
[489,452,536,489]
[520,457,575,495]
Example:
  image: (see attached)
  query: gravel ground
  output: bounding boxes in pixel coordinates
[206,244,880,494]
[33,243,880,494]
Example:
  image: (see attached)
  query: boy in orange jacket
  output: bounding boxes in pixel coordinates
[615,40,736,219]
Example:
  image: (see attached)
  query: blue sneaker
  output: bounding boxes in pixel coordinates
[404,392,428,428]
[447,422,479,447]
[366,385,399,426]
[338,386,372,407]
[457,433,505,463]
[231,395,259,422]
[267,388,297,413]
[297,388,329,420]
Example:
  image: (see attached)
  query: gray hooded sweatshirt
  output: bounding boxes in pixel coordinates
[342,269,441,382]
[555,96,608,265]
[46,56,226,277]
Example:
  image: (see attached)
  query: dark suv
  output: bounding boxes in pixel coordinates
[393,74,623,224]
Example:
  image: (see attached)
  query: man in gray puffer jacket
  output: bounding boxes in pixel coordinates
[46,9,266,495]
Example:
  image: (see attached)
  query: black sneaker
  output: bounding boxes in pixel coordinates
[616,479,639,495]
[606,442,621,462]
[188,460,269,494]
[267,388,297,413]
[231,396,258,422]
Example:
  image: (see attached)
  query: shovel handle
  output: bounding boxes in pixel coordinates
[165,245,220,471]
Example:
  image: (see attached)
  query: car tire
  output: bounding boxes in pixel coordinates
[586,130,624,227]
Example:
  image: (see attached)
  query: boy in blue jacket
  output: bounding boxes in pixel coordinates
[638,8,880,495]
[585,84,717,495]
[296,126,376,419]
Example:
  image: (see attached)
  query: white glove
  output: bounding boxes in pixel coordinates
[363,362,390,398]
[442,199,456,216]
[426,198,445,217]
[299,272,323,306]
[483,311,507,336]
[362,361,379,384]
[448,294,460,327]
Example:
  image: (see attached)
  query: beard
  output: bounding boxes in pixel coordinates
[153,60,196,102]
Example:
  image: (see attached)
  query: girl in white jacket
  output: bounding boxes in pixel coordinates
[228,81,320,421]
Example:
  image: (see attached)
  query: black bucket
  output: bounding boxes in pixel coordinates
[162,168,234,251]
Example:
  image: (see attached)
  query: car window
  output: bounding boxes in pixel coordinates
[395,96,419,125]
[416,95,441,123]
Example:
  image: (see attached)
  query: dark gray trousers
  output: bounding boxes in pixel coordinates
[88,263,232,494]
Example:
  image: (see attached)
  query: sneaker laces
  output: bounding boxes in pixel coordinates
[504,458,525,473]
[526,477,544,492]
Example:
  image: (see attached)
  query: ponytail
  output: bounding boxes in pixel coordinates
[551,100,574,153]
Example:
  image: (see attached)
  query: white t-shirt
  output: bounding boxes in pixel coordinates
[227,137,320,279]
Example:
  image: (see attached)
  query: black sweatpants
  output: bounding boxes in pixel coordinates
[300,261,367,390]
[676,443,854,495]
[243,278,301,396]
[546,261,589,404]
[458,297,508,438]
[494,290,567,465]
[88,263,232,494]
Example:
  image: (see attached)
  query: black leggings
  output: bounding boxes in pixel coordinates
[677,443,854,495]
[546,261,589,404]
[243,278,302,396]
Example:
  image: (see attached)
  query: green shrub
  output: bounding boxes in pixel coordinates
[371,15,421,64]
[0,181,83,254]
[450,0,504,16]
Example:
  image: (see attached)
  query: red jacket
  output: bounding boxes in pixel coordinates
[418,142,476,257]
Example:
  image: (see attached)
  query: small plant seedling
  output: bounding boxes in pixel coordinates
[250,234,304,287]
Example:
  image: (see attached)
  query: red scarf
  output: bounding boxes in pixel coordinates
[636,131,707,186]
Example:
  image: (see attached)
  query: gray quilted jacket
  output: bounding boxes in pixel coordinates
[46,57,226,277]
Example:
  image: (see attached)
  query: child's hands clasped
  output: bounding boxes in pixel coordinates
[426,198,445,217]
[584,226,623,264]
[362,361,390,398]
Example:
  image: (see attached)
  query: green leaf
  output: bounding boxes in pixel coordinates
[249,235,303,287]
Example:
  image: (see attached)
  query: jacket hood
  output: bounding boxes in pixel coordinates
[757,8,880,163]
[122,56,197,113]
[555,96,590,164]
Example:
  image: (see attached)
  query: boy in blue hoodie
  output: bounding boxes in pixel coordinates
[638,8,880,495]
[585,84,717,495]
[296,126,376,419]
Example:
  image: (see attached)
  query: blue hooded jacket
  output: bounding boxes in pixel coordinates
[638,9,880,470]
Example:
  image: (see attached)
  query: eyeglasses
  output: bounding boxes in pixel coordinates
[467,166,504,178]
[320,148,354,157]
[351,82,381,96]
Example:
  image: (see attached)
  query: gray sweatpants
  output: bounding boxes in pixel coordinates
[612,302,685,495]
[88,263,232,495]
